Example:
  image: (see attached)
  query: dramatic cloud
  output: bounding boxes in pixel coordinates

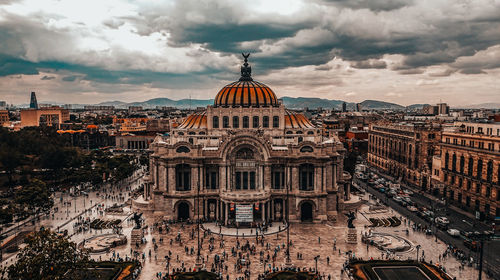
[0,0,499,106]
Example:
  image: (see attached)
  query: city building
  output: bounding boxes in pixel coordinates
[29,91,38,109]
[422,103,450,116]
[0,110,8,126]
[20,106,70,128]
[368,122,441,189]
[144,55,349,224]
[440,122,500,220]
[115,134,155,150]
[0,101,6,109]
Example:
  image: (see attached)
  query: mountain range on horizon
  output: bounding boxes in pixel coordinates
[95,97,500,110]
[14,97,500,110]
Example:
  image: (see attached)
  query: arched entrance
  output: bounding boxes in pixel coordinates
[177,202,190,221]
[300,202,313,222]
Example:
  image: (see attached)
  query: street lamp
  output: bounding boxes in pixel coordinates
[415,244,421,261]
[314,255,320,274]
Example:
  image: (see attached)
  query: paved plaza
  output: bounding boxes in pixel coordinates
[0,171,493,280]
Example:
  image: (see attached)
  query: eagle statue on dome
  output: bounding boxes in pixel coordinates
[240,53,253,81]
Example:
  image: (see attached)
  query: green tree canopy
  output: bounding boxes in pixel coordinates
[6,228,91,280]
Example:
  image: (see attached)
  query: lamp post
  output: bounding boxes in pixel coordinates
[314,255,320,274]
[196,181,201,268]
[286,173,291,264]
[416,244,421,261]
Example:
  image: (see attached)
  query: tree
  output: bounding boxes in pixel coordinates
[6,228,91,280]
[15,179,54,216]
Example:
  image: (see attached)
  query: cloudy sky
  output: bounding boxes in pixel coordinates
[0,0,499,106]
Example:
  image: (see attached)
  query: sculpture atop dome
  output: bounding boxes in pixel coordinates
[239,53,253,81]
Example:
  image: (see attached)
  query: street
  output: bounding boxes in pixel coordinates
[354,174,500,280]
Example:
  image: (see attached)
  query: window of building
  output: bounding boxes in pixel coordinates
[445,138,450,144]
[263,116,269,128]
[205,166,218,190]
[176,146,190,153]
[452,154,457,172]
[252,116,259,128]
[460,155,465,174]
[444,152,449,170]
[486,161,493,182]
[223,116,229,128]
[477,159,483,180]
[272,116,279,128]
[467,180,471,190]
[468,157,474,176]
[242,116,249,128]
[232,116,239,128]
[175,164,191,191]
[212,116,219,128]
[299,164,314,191]
[272,165,285,189]
[479,142,485,149]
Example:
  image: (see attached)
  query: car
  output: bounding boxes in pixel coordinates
[463,239,479,251]
[435,216,450,225]
[447,228,460,237]
[407,206,418,212]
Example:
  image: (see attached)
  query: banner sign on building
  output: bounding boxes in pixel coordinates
[236,204,253,223]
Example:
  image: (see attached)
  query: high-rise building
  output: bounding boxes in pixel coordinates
[29,91,38,109]
[437,103,450,115]
[342,102,347,112]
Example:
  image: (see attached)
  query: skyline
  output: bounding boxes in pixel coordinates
[1,0,500,106]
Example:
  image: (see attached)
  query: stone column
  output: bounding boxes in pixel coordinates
[261,202,265,222]
[292,166,299,191]
[270,200,274,221]
[168,165,175,193]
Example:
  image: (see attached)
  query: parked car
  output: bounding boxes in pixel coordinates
[447,228,460,237]
[407,206,418,212]
[463,239,479,251]
[435,216,450,225]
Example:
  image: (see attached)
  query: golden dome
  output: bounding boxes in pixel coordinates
[214,80,278,107]
[214,53,279,108]
[178,111,207,129]
[285,110,315,129]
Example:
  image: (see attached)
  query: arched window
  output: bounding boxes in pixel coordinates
[296,131,303,134]
[272,116,279,128]
[178,132,184,136]
[300,146,313,153]
[242,116,249,128]
[460,155,465,174]
[468,157,474,176]
[452,154,457,172]
[232,116,239,128]
[223,116,229,128]
[307,131,314,135]
[444,152,449,170]
[263,116,269,128]
[286,131,293,134]
[176,164,191,191]
[252,116,259,128]
[299,164,314,191]
[212,116,219,128]
[188,131,195,135]
[176,146,190,153]
[477,159,483,180]
[486,160,493,182]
